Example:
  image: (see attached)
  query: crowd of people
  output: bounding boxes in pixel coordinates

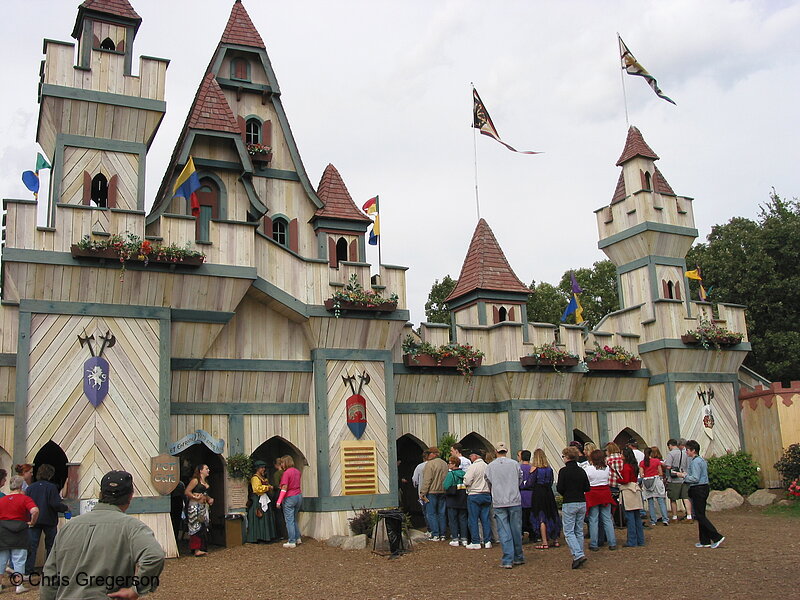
[413,437,725,569]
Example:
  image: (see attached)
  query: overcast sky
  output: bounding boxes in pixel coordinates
[2,0,799,323]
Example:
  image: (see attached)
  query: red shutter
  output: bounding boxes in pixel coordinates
[82,172,92,205]
[328,237,337,268]
[237,116,246,143]
[675,281,682,300]
[107,175,118,208]
[289,218,298,253]
[263,215,273,237]
[234,59,248,80]
[349,239,358,261]
[509,306,515,321]
[92,35,100,49]
[640,170,647,190]
[117,39,125,53]
[662,280,668,298]
[263,120,272,148]
[492,306,500,324]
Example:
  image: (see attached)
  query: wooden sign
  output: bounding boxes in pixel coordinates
[151,453,179,495]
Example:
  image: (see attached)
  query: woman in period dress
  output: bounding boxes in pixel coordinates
[529,448,562,549]
[246,460,277,543]
[185,464,214,557]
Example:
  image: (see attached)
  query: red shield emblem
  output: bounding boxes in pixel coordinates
[346,394,367,439]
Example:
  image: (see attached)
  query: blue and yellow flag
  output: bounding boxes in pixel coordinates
[173,157,202,217]
[362,196,380,245]
[21,152,51,199]
[561,272,585,324]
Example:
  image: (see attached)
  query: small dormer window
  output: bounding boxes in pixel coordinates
[91,173,108,207]
[245,119,261,145]
[498,307,508,322]
[335,237,348,266]
[100,37,116,51]
[231,57,250,81]
[272,217,288,248]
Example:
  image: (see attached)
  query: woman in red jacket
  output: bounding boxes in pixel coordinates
[619,448,645,547]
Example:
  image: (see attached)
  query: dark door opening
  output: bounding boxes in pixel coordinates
[177,444,226,547]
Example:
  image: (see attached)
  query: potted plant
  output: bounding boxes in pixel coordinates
[681,318,744,350]
[402,335,484,381]
[247,142,272,164]
[324,274,399,317]
[520,343,580,368]
[225,453,253,511]
[584,343,641,371]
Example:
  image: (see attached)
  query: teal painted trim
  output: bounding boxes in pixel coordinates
[584,369,650,379]
[2,199,38,208]
[301,494,398,512]
[435,412,449,441]
[396,400,582,414]
[252,276,308,318]
[228,415,244,455]
[180,132,252,175]
[421,322,449,329]
[58,134,146,155]
[271,97,323,209]
[358,235,366,262]
[597,411,609,447]
[513,400,570,411]
[381,264,409,271]
[128,497,170,514]
[638,339,751,353]
[461,321,523,332]
[14,311,31,463]
[170,309,235,324]
[124,25,135,76]
[739,365,771,387]
[734,379,745,450]
[257,168,301,181]
[316,348,392,362]
[592,304,645,332]
[0,403,13,415]
[664,380,680,439]
[648,372,738,385]
[41,84,166,113]
[193,158,241,172]
[240,175,267,217]
[19,299,169,320]
[1,247,257,280]
[383,352,398,503]
[171,403,308,415]
[312,350,330,498]
[616,255,686,275]
[139,56,170,65]
[598,222,698,249]
[49,135,66,226]
[159,318,171,453]
[477,302,487,326]
[521,305,530,344]
[195,171,228,220]
[508,408,522,455]
[255,230,328,264]
[0,353,15,367]
[648,262,659,305]
[447,290,529,311]
[571,402,646,412]
[312,218,370,234]
[216,77,271,94]
[80,20,92,69]
[306,305,410,322]
[171,358,312,372]
[564,404,575,447]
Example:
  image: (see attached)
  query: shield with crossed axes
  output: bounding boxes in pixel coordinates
[79,330,116,407]
[697,387,715,440]
[342,371,370,439]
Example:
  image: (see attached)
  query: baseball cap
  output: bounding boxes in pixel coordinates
[101,470,134,498]
[495,442,508,453]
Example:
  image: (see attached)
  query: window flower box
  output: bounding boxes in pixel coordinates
[71,244,204,266]
[401,335,484,381]
[681,319,744,350]
[323,299,398,313]
[519,356,580,368]
[326,274,399,317]
[585,359,642,371]
[584,343,641,371]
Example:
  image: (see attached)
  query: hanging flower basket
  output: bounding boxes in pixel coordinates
[323,299,397,313]
[520,356,580,368]
[681,319,744,350]
[326,274,399,317]
[584,343,641,371]
[401,335,484,381]
[71,244,204,266]
[586,359,642,371]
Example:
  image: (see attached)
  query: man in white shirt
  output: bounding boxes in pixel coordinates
[450,443,472,470]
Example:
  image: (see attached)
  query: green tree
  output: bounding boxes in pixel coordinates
[424,275,457,325]
[687,191,800,381]
[526,280,566,325]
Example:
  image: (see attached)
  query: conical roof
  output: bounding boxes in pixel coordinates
[73,0,141,38]
[188,73,240,134]
[653,165,675,196]
[314,164,372,222]
[221,0,265,49]
[445,219,529,303]
[616,126,659,166]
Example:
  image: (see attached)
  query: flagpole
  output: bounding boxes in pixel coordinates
[471,82,481,220]
[617,33,630,127]
[377,197,382,272]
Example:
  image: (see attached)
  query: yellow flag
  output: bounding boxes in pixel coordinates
[685,269,702,280]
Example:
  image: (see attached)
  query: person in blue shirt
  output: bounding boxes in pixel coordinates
[677,440,724,549]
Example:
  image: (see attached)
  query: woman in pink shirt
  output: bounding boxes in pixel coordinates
[276,455,303,548]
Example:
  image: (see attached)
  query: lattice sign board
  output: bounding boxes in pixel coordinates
[341,441,378,495]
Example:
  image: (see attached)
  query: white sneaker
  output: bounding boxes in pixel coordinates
[282,542,296,549]
[484,542,492,549]
[295,538,302,545]
[460,539,468,546]
[672,515,678,520]
[15,585,29,594]
[465,543,481,549]
[686,515,693,520]
[449,540,460,546]
[710,536,725,549]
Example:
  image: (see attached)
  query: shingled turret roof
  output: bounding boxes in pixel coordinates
[188,73,241,134]
[221,0,265,49]
[445,219,529,303]
[616,126,659,166]
[73,0,141,38]
[314,164,372,222]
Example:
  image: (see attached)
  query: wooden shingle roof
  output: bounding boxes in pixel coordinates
[221,0,265,49]
[79,0,140,20]
[315,164,372,222]
[187,73,241,134]
[445,219,529,303]
[616,126,659,166]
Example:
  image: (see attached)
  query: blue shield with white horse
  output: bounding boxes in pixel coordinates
[84,356,110,407]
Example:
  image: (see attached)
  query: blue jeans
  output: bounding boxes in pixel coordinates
[425,493,447,537]
[26,525,57,574]
[447,506,468,540]
[283,494,303,543]
[467,493,492,544]
[647,496,669,523]
[493,505,524,566]
[561,502,586,559]
[0,548,26,576]
[588,504,616,548]
[626,509,645,545]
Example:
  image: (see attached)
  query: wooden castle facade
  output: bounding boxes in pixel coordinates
[0,0,758,555]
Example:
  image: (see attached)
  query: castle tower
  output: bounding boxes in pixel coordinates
[39,0,167,225]
[595,126,697,321]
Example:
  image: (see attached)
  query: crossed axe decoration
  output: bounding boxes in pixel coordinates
[78,329,116,357]
[342,371,370,395]
[697,387,715,405]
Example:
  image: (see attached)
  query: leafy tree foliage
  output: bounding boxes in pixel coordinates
[686,191,800,381]
[526,281,564,325]
[424,275,457,325]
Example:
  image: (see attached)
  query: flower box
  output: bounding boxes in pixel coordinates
[519,356,579,368]
[251,152,273,165]
[71,245,204,267]
[324,299,398,313]
[403,354,482,369]
[586,359,641,371]
[680,334,739,347]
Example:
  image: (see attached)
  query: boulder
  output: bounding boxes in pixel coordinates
[776,499,793,507]
[341,534,368,550]
[326,535,348,548]
[407,529,428,543]
[708,488,744,511]
[747,489,777,506]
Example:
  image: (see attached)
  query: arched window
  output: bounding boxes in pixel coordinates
[195,177,220,242]
[666,281,675,299]
[231,57,249,81]
[245,119,261,145]
[100,37,116,51]
[91,173,108,207]
[498,307,508,322]
[272,217,288,248]
[335,237,348,265]
[644,171,652,190]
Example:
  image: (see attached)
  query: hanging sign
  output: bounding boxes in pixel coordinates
[151,453,180,495]
[78,330,116,407]
[342,371,370,439]
[168,430,225,455]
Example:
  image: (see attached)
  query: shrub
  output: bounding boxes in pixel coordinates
[774,443,800,488]
[707,450,760,496]
[226,453,253,481]
[348,507,378,537]
[438,432,459,465]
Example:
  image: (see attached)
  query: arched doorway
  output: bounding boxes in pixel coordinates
[459,432,493,455]
[613,427,647,451]
[32,441,68,490]
[572,429,594,446]
[396,434,427,526]
[250,436,308,485]
[177,444,226,547]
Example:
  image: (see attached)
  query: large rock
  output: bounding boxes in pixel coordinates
[407,529,428,543]
[776,499,793,507]
[708,488,744,511]
[747,489,777,506]
[341,534,368,550]
[326,535,348,548]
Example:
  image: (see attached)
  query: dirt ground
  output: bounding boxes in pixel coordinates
[17,505,800,600]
